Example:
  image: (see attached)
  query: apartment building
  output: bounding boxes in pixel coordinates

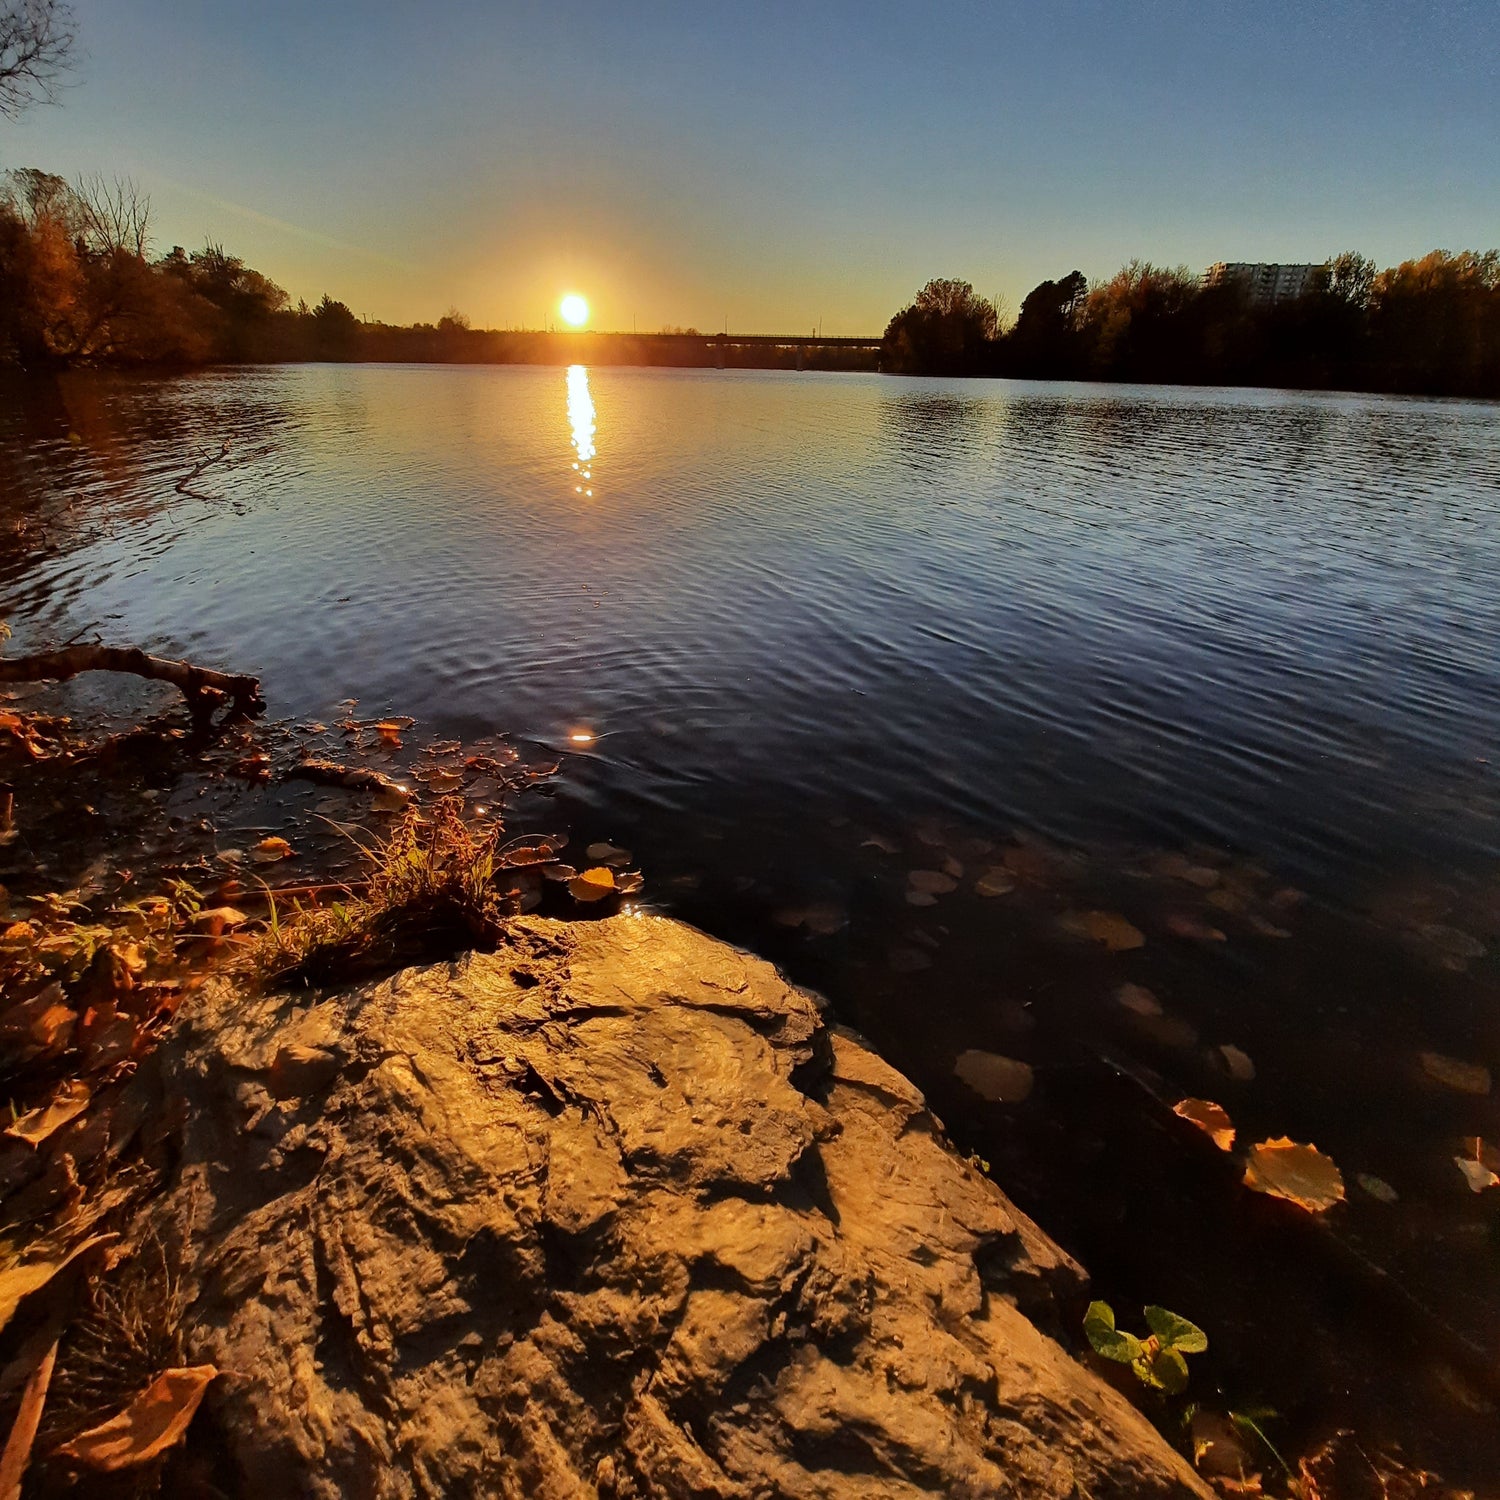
[1201,262,1325,304]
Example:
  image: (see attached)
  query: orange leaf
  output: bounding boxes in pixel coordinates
[1243,1137,1345,1212]
[374,721,403,748]
[250,837,293,865]
[1174,1098,1236,1151]
[1060,910,1145,951]
[54,1365,217,1471]
[567,867,616,903]
[0,1334,58,1500]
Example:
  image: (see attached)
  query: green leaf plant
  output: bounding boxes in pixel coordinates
[1083,1301,1208,1394]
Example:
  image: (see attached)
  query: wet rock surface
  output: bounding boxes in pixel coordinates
[141,914,1207,1498]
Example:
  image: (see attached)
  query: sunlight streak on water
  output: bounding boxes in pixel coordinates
[567,364,596,491]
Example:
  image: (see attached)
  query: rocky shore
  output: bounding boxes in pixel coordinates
[135,912,1208,1498]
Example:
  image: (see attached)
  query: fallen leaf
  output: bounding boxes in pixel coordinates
[1166,914,1227,943]
[1001,844,1055,884]
[905,891,937,907]
[1243,1138,1345,1212]
[941,855,964,879]
[0,1235,114,1336]
[54,1365,217,1471]
[423,767,465,793]
[1115,982,1162,1018]
[251,836,293,865]
[1219,1044,1256,1081]
[1174,1098,1235,1151]
[4,1082,91,1148]
[615,871,645,896]
[954,1049,1034,1103]
[371,783,412,812]
[1154,852,1220,889]
[0,1334,58,1500]
[1416,923,1486,970]
[568,867,616,903]
[800,902,846,936]
[1419,1051,1491,1096]
[1454,1156,1499,1193]
[374,721,403,748]
[974,868,1016,898]
[1060,910,1145,952]
[860,832,900,854]
[1356,1173,1399,1203]
[190,907,249,938]
[907,869,957,895]
[215,848,245,866]
[585,842,632,866]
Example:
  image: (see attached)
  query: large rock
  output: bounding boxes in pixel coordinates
[144,914,1207,1498]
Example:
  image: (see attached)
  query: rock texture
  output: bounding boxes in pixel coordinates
[143,914,1208,1498]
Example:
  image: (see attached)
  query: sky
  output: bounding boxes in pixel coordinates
[3,0,1497,334]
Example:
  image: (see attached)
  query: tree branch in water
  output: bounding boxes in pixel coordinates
[0,644,263,723]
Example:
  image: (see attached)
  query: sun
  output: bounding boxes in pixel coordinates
[559,294,589,328]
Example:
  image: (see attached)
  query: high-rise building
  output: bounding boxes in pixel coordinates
[1201,262,1325,304]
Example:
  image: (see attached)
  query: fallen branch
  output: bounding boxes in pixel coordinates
[0,646,263,723]
[286,759,409,798]
[175,441,231,498]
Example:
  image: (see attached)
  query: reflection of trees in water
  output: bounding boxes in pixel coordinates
[878,392,986,469]
[0,369,301,595]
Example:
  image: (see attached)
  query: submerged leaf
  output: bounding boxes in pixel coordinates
[1356,1173,1399,1204]
[1218,1044,1256,1082]
[54,1365,217,1471]
[907,869,957,895]
[1243,1138,1345,1212]
[1419,1052,1491,1096]
[1059,910,1145,952]
[954,1050,1034,1103]
[1174,1098,1235,1151]
[973,868,1016,898]
[1165,914,1227,943]
[1115,982,1162,1018]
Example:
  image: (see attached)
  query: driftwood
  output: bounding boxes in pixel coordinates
[286,759,409,797]
[0,645,263,723]
[176,441,231,498]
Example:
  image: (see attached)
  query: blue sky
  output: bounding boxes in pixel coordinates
[4,0,1496,332]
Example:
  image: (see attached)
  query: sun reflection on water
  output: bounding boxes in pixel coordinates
[567,364,596,494]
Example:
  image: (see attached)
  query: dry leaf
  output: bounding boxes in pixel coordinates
[0,1334,58,1500]
[5,1082,91,1148]
[954,1050,1034,1103]
[1243,1138,1345,1212]
[1218,1044,1256,1081]
[54,1365,217,1471]
[907,869,957,895]
[974,868,1016,898]
[374,721,403,748]
[0,1235,114,1336]
[905,891,937,907]
[371,783,412,812]
[251,836,293,865]
[1454,1156,1499,1193]
[1060,910,1145,952]
[1174,1098,1235,1151]
[1419,1051,1491,1096]
[568,867,616,903]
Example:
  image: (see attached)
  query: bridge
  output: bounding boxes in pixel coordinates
[628,331,885,369]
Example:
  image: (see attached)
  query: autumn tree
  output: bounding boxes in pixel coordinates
[0,0,74,117]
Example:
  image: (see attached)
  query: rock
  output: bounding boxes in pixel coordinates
[135,914,1208,1499]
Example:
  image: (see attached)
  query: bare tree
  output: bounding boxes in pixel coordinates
[75,172,152,257]
[0,0,76,118]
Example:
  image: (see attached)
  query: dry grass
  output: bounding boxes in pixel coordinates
[244,797,513,989]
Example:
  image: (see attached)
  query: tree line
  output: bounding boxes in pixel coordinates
[882,257,1500,397]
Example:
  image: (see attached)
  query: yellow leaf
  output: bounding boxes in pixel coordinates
[53,1365,217,1471]
[4,1081,91,1148]
[1419,1051,1491,1096]
[1454,1156,1499,1193]
[1174,1098,1235,1151]
[250,837,293,865]
[1243,1138,1345,1212]
[568,867,616,903]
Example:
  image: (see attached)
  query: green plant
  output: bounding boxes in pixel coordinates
[1083,1301,1207,1394]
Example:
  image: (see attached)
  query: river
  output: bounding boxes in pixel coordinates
[3,363,1498,1477]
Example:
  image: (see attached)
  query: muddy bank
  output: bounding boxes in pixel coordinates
[133,911,1207,1498]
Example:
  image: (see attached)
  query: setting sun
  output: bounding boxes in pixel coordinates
[559,294,589,328]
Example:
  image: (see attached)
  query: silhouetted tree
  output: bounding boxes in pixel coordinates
[882,278,1001,374]
[1009,270,1088,376]
[0,0,74,117]
[310,294,360,359]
